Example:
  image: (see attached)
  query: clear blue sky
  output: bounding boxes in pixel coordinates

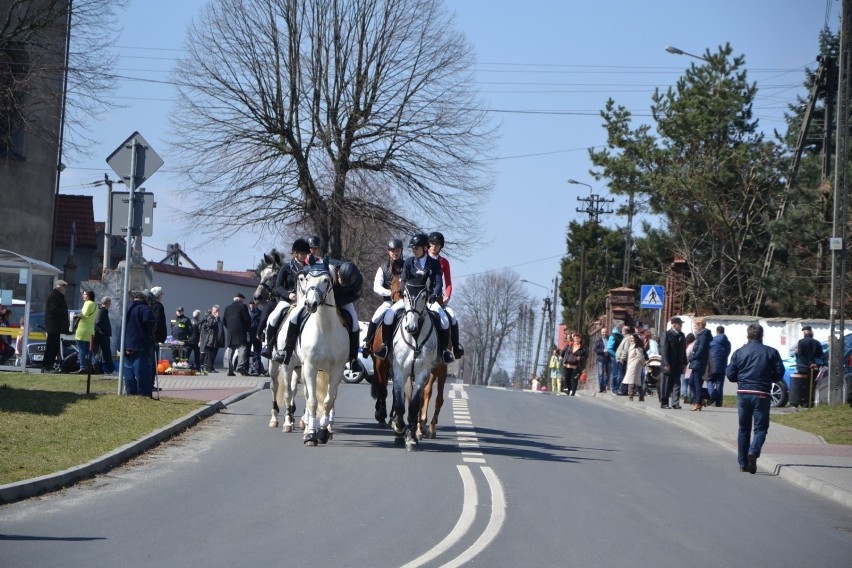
[59,0,837,307]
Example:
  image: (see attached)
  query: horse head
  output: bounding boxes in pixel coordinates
[254,253,281,304]
[402,283,428,335]
[300,266,336,314]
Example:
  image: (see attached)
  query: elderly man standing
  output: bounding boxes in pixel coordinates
[223,293,251,376]
[688,317,713,410]
[659,316,686,409]
[43,280,70,373]
[726,323,784,474]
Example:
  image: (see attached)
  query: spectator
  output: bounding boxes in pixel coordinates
[123,290,155,396]
[549,348,563,394]
[606,325,624,394]
[593,333,610,393]
[614,325,634,395]
[683,333,696,406]
[688,317,713,411]
[186,309,202,371]
[94,296,115,374]
[201,306,224,372]
[170,306,191,342]
[75,290,97,374]
[708,325,731,407]
[148,287,167,388]
[223,293,251,376]
[0,308,14,364]
[622,333,647,402]
[562,333,587,396]
[726,323,784,474]
[659,316,686,409]
[43,280,69,373]
[794,325,824,408]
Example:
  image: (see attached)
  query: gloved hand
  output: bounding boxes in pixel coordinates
[428,295,438,304]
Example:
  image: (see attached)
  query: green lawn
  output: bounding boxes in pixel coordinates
[0,372,203,485]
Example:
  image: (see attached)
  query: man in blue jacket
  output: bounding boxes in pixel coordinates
[124,291,155,397]
[708,325,732,407]
[687,317,713,409]
[606,325,624,394]
[726,323,784,474]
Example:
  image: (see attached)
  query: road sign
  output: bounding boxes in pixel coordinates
[640,285,664,309]
[106,131,163,186]
[110,192,155,237]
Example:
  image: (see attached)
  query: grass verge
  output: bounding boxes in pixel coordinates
[0,372,203,485]
[771,404,852,445]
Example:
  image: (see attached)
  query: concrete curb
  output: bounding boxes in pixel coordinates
[0,386,263,505]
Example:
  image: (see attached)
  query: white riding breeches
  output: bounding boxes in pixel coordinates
[370,301,392,324]
[384,299,448,329]
[268,300,292,328]
[289,301,358,332]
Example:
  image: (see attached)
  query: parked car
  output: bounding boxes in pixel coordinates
[24,310,80,371]
[343,321,374,384]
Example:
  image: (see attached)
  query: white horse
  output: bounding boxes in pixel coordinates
[390,283,441,451]
[268,310,302,432]
[297,266,350,446]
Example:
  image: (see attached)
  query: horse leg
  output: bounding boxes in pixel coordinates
[302,365,318,446]
[281,364,296,433]
[418,374,435,441]
[391,373,406,443]
[316,370,336,444]
[429,367,447,439]
[405,375,424,452]
[269,361,283,428]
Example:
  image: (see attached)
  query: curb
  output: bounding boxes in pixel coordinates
[0,386,263,505]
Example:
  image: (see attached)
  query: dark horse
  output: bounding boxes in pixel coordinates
[369,272,402,425]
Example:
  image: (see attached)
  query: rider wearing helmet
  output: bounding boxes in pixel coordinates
[260,238,310,359]
[427,231,464,359]
[273,258,363,365]
[375,232,454,365]
[361,238,405,356]
[307,235,324,264]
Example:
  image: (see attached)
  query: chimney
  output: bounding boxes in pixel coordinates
[216,261,223,272]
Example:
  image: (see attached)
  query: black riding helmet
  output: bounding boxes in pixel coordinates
[387,238,403,250]
[427,231,445,247]
[337,261,360,286]
[409,233,429,248]
[308,235,322,249]
[292,238,310,253]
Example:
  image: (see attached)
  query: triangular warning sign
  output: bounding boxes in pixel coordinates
[641,287,662,307]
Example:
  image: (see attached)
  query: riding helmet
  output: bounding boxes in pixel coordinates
[427,231,445,247]
[337,261,359,286]
[409,233,429,248]
[307,235,322,249]
[387,238,403,250]
[291,238,310,253]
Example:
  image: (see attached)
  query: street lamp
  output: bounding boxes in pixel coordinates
[567,178,592,193]
[665,45,707,61]
[521,279,553,384]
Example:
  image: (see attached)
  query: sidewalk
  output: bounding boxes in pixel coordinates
[0,373,267,505]
[573,386,852,511]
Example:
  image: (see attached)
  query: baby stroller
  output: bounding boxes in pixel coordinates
[644,354,661,397]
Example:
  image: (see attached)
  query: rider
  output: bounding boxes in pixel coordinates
[274,258,364,365]
[361,238,404,356]
[427,231,464,359]
[260,238,310,359]
[307,235,324,264]
[375,233,454,365]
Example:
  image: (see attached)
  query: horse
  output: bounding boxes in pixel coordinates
[296,266,350,446]
[417,363,448,440]
[253,251,282,305]
[268,302,302,432]
[389,282,441,451]
[369,272,402,424]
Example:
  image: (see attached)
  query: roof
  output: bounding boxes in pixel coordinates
[55,195,97,248]
[0,249,61,275]
[148,262,258,286]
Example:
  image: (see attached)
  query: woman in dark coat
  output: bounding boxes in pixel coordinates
[43,280,70,372]
[562,332,588,396]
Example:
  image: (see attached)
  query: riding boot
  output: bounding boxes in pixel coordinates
[349,330,359,362]
[437,326,455,365]
[450,322,464,358]
[374,322,394,360]
[260,322,277,359]
[361,321,377,357]
[273,321,299,364]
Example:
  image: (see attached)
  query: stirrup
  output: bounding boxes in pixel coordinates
[273,348,291,364]
[361,342,372,357]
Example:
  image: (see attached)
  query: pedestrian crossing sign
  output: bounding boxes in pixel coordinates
[640,285,664,309]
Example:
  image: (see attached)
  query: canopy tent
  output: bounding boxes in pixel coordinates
[0,249,62,372]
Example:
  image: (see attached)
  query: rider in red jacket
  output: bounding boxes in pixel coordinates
[427,231,464,359]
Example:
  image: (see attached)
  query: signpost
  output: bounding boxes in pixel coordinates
[640,285,665,335]
[107,132,163,395]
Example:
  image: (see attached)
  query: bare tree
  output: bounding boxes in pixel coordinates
[0,0,126,158]
[454,271,528,385]
[170,0,495,259]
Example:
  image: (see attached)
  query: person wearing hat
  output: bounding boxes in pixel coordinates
[124,290,156,396]
[223,292,251,376]
[659,316,687,409]
[794,325,824,408]
[170,306,192,342]
[42,280,70,373]
[361,237,404,356]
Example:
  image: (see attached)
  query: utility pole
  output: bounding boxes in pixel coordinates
[575,186,614,334]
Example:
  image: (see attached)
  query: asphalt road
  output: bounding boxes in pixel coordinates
[1,382,850,567]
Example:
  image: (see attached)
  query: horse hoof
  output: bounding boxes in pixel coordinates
[394,435,405,447]
[269,418,278,428]
[304,431,317,446]
[317,428,330,444]
[428,428,436,439]
[405,439,419,452]
[282,423,293,433]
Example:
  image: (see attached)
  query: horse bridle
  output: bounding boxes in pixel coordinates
[401,286,434,355]
[303,271,335,309]
[256,269,278,301]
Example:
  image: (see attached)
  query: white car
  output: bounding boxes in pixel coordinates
[343,321,374,384]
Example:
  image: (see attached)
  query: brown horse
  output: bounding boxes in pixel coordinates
[369,273,402,424]
[417,363,448,439]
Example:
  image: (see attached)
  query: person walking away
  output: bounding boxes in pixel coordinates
[688,317,713,411]
[614,325,633,395]
[148,287,168,389]
[94,296,115,374]
[726,323,784,474]
[549,348,563,394]
[622,333,647,401]
[606,325,624,394]
[223,293,251,376]
[74,290,97,374]
[562,333,587,396]
[708,325,731,407]
[186,309,203,371]
[659,316,686,409]
[594,333,610,393]
[123,290,156,396]
[794,325,824,408]
[43,280,69,373]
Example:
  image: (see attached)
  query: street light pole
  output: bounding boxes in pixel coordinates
[665,45,708,62]
[521,279,551,384]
